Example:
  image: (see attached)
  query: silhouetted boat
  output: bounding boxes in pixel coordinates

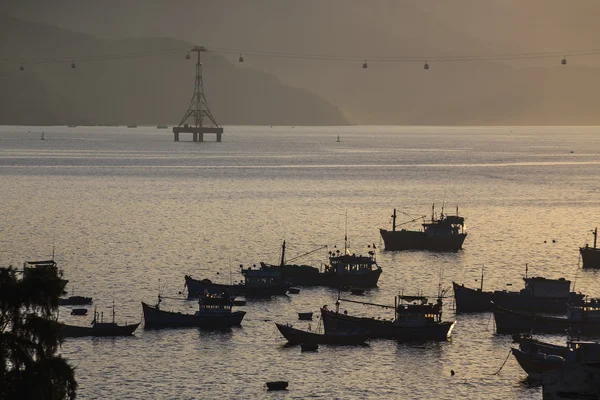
[321,295,456,341]
[379,205,466,251]
[298,312,313,320]
[256,240,382,288]
[59,295,93,306]
[453,267,584,313]
[59,307,139,338]
[266,381,288,391]
[71,308,88,316]
[492,299,600,334]
[142,292,246,329]
[185,268,290,299]
[513,333,570,358]
[275,323,368,345]
[23,260,68,291]
[580,227,600,269]
[156,125,168,129]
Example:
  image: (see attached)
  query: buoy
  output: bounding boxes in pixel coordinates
[451,370,455,376]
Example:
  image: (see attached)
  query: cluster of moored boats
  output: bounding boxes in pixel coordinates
[21,207,600,396]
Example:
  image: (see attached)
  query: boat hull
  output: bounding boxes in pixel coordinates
[321,308,455,341]
[452,282,579,314]
[379,229,466,252]
[581,247,600,269]
[275,323,368,345]
[59,322,139,338]
[185,275,289,299]
[511,348,565,380]
[513,334,570,358]
[259,266,381,288]
[142,302,246,329]
[492,304,600,334]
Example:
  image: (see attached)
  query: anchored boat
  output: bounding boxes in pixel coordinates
[580,227,600,269]
[275,323,368,345]
[453,266,584,313]
[257,240,382,288]
[321,294,456,341]
[142,292,246,329]
[379,205,467,251]
[59,306,139,338]
[492,298,600,334]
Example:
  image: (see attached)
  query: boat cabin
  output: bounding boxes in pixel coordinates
[522,277,571,299]
[326,251,379,274]
[567,298,600,322]
[197,293,234,314]
[394,295,443,326]
[241,267,284,286]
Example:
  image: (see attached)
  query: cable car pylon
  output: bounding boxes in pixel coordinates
[173,46,223,142]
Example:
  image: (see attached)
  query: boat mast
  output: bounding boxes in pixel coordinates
[431,203,435,222]
[280,240,286,267]
[480,264,484,291]
[392,209,397,232]
[594,228,598,249]
[112,300,115,324]
[344,211,348,254]
[525,263,528,279]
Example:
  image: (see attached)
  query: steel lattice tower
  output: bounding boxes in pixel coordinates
[173,46,223,142]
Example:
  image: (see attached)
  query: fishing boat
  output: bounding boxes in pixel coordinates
[542,364,600,399]
[23,260,68,291]
[265,381,288,391]
[453,266,584,313]
[59,306,139,338]
[321,294,456,341]
[512,339,600,380]
[275,323,368,345]
[580,227,600,269]
[184,267,290,299]
[256,240,382,288]
[492,298,600,334]
[513,334,570,358]
[59,295,93,306]
[379,205,467,251]
[142,292,246,329]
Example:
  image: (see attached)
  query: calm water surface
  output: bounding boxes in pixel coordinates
[1,125,600,399]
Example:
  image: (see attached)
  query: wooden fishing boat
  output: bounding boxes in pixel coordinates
[453,266,584,313]
[512,334,570,358]
[275,323,368,345]
[492,299,600,334]
[23,260,68,291]
[59,295,93,306]
[59,307,139,338]
[298,312,313,321]
[321,294,456,341]
[185,268,290,299]
[379,205,467,252]
[142,293,246,329]
[580,227,600,269]
[256,240,382,288]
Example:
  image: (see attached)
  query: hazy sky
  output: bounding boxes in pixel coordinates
[3,0,600,61]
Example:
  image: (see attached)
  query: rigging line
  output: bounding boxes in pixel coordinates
[492,349,513,375]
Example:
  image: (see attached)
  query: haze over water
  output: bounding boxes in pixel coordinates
[1,125,599,399]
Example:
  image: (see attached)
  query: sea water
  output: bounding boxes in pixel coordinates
[1,125,599,399]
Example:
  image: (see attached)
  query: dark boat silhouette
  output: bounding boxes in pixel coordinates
[142,292,246,329]
[275,322,368,345]
[379,205,466,251]
[23,260,68,291]
[453,266,584,313]
[59,306,139,338]
[492,299,600,334]
[321,294,455,341]
[59,295,93,306]
[256,240,382,288]
[580,227,600,269]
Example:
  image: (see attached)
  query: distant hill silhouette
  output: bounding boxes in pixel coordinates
[0,15,348,126]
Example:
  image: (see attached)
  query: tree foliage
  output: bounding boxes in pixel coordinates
[0,264,77,399]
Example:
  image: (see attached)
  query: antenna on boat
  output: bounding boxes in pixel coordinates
[112,299,115,324]
[525,263,528,279]
[392,209,397,232]
[431,203,435,222]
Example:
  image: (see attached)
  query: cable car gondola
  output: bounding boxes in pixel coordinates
[185,53,191,60]
[424,61,429,70]
[561,56,567,65]
[238,54,244,63]
[362,60,368,69]
[71,61,76,69]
